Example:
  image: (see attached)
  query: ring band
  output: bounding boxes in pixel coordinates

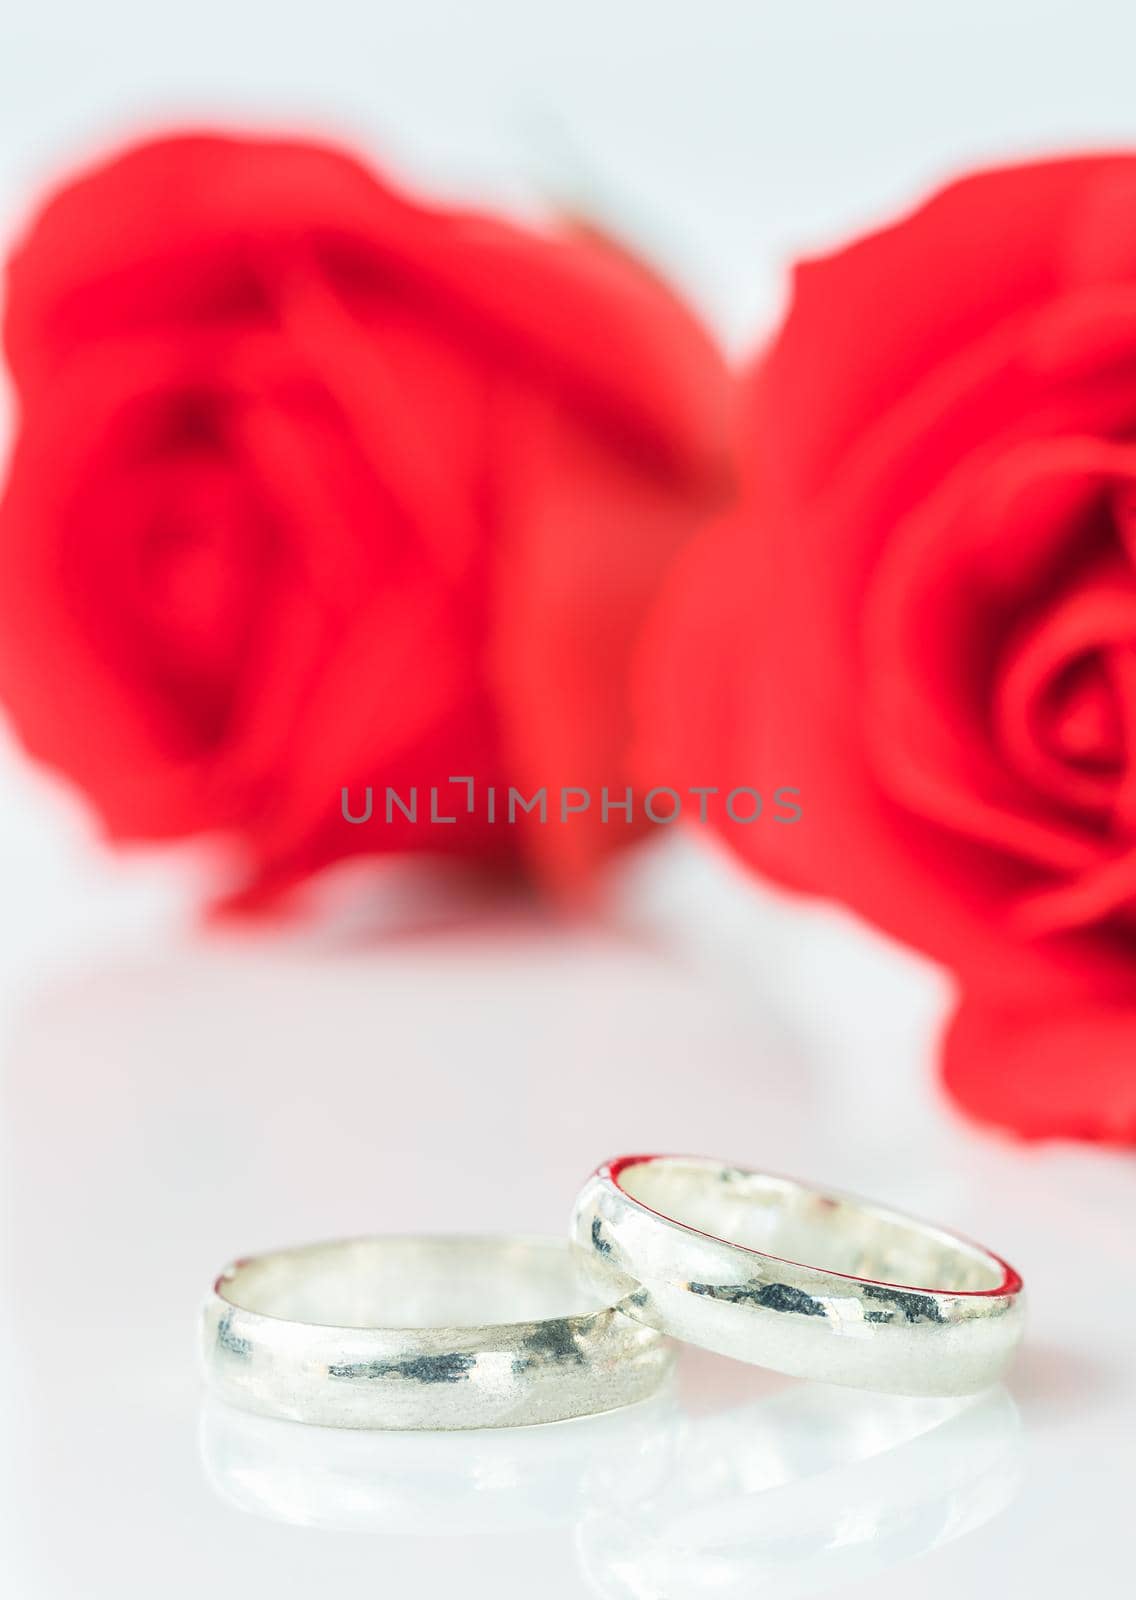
[201,1234,674,1429]
[572,1156,1024,1396]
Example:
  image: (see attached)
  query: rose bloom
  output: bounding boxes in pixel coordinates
[644,157,1136,1142]
[0,132,730,906]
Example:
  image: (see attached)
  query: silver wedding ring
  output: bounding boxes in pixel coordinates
[572,1155,1024,1397]
[201,1234,673,1430]
[202,1156,1024,1428]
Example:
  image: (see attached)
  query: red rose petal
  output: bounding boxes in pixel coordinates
[944,992,1136,1143]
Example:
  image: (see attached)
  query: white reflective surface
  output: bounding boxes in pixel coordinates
[200,1376,1022,1593]
[2,881,1132,1596]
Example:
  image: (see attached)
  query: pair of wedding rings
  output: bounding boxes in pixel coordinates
[201,1155,1025,1430]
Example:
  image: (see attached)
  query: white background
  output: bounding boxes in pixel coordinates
[1,4,1134,1596]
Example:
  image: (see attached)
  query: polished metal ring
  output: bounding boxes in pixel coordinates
[201,1234,674,1430]
[572,1156,1024,1396]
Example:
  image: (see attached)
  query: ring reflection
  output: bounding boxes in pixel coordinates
[201,1373,1019,1594]
[199,1387,678,1535]
[579,1381,1021,1597]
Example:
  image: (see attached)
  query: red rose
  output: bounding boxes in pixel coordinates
[643,156,1136,1143]
[0,132,730,905]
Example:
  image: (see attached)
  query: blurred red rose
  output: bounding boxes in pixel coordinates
[0,132,730,905]
[643,156,1136,1142]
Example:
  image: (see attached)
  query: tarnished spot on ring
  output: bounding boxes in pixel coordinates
[688,1279,828,1318]
[861,1284,947,1326]
[327,1353,477,1385]
[215,1310,252,1360]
